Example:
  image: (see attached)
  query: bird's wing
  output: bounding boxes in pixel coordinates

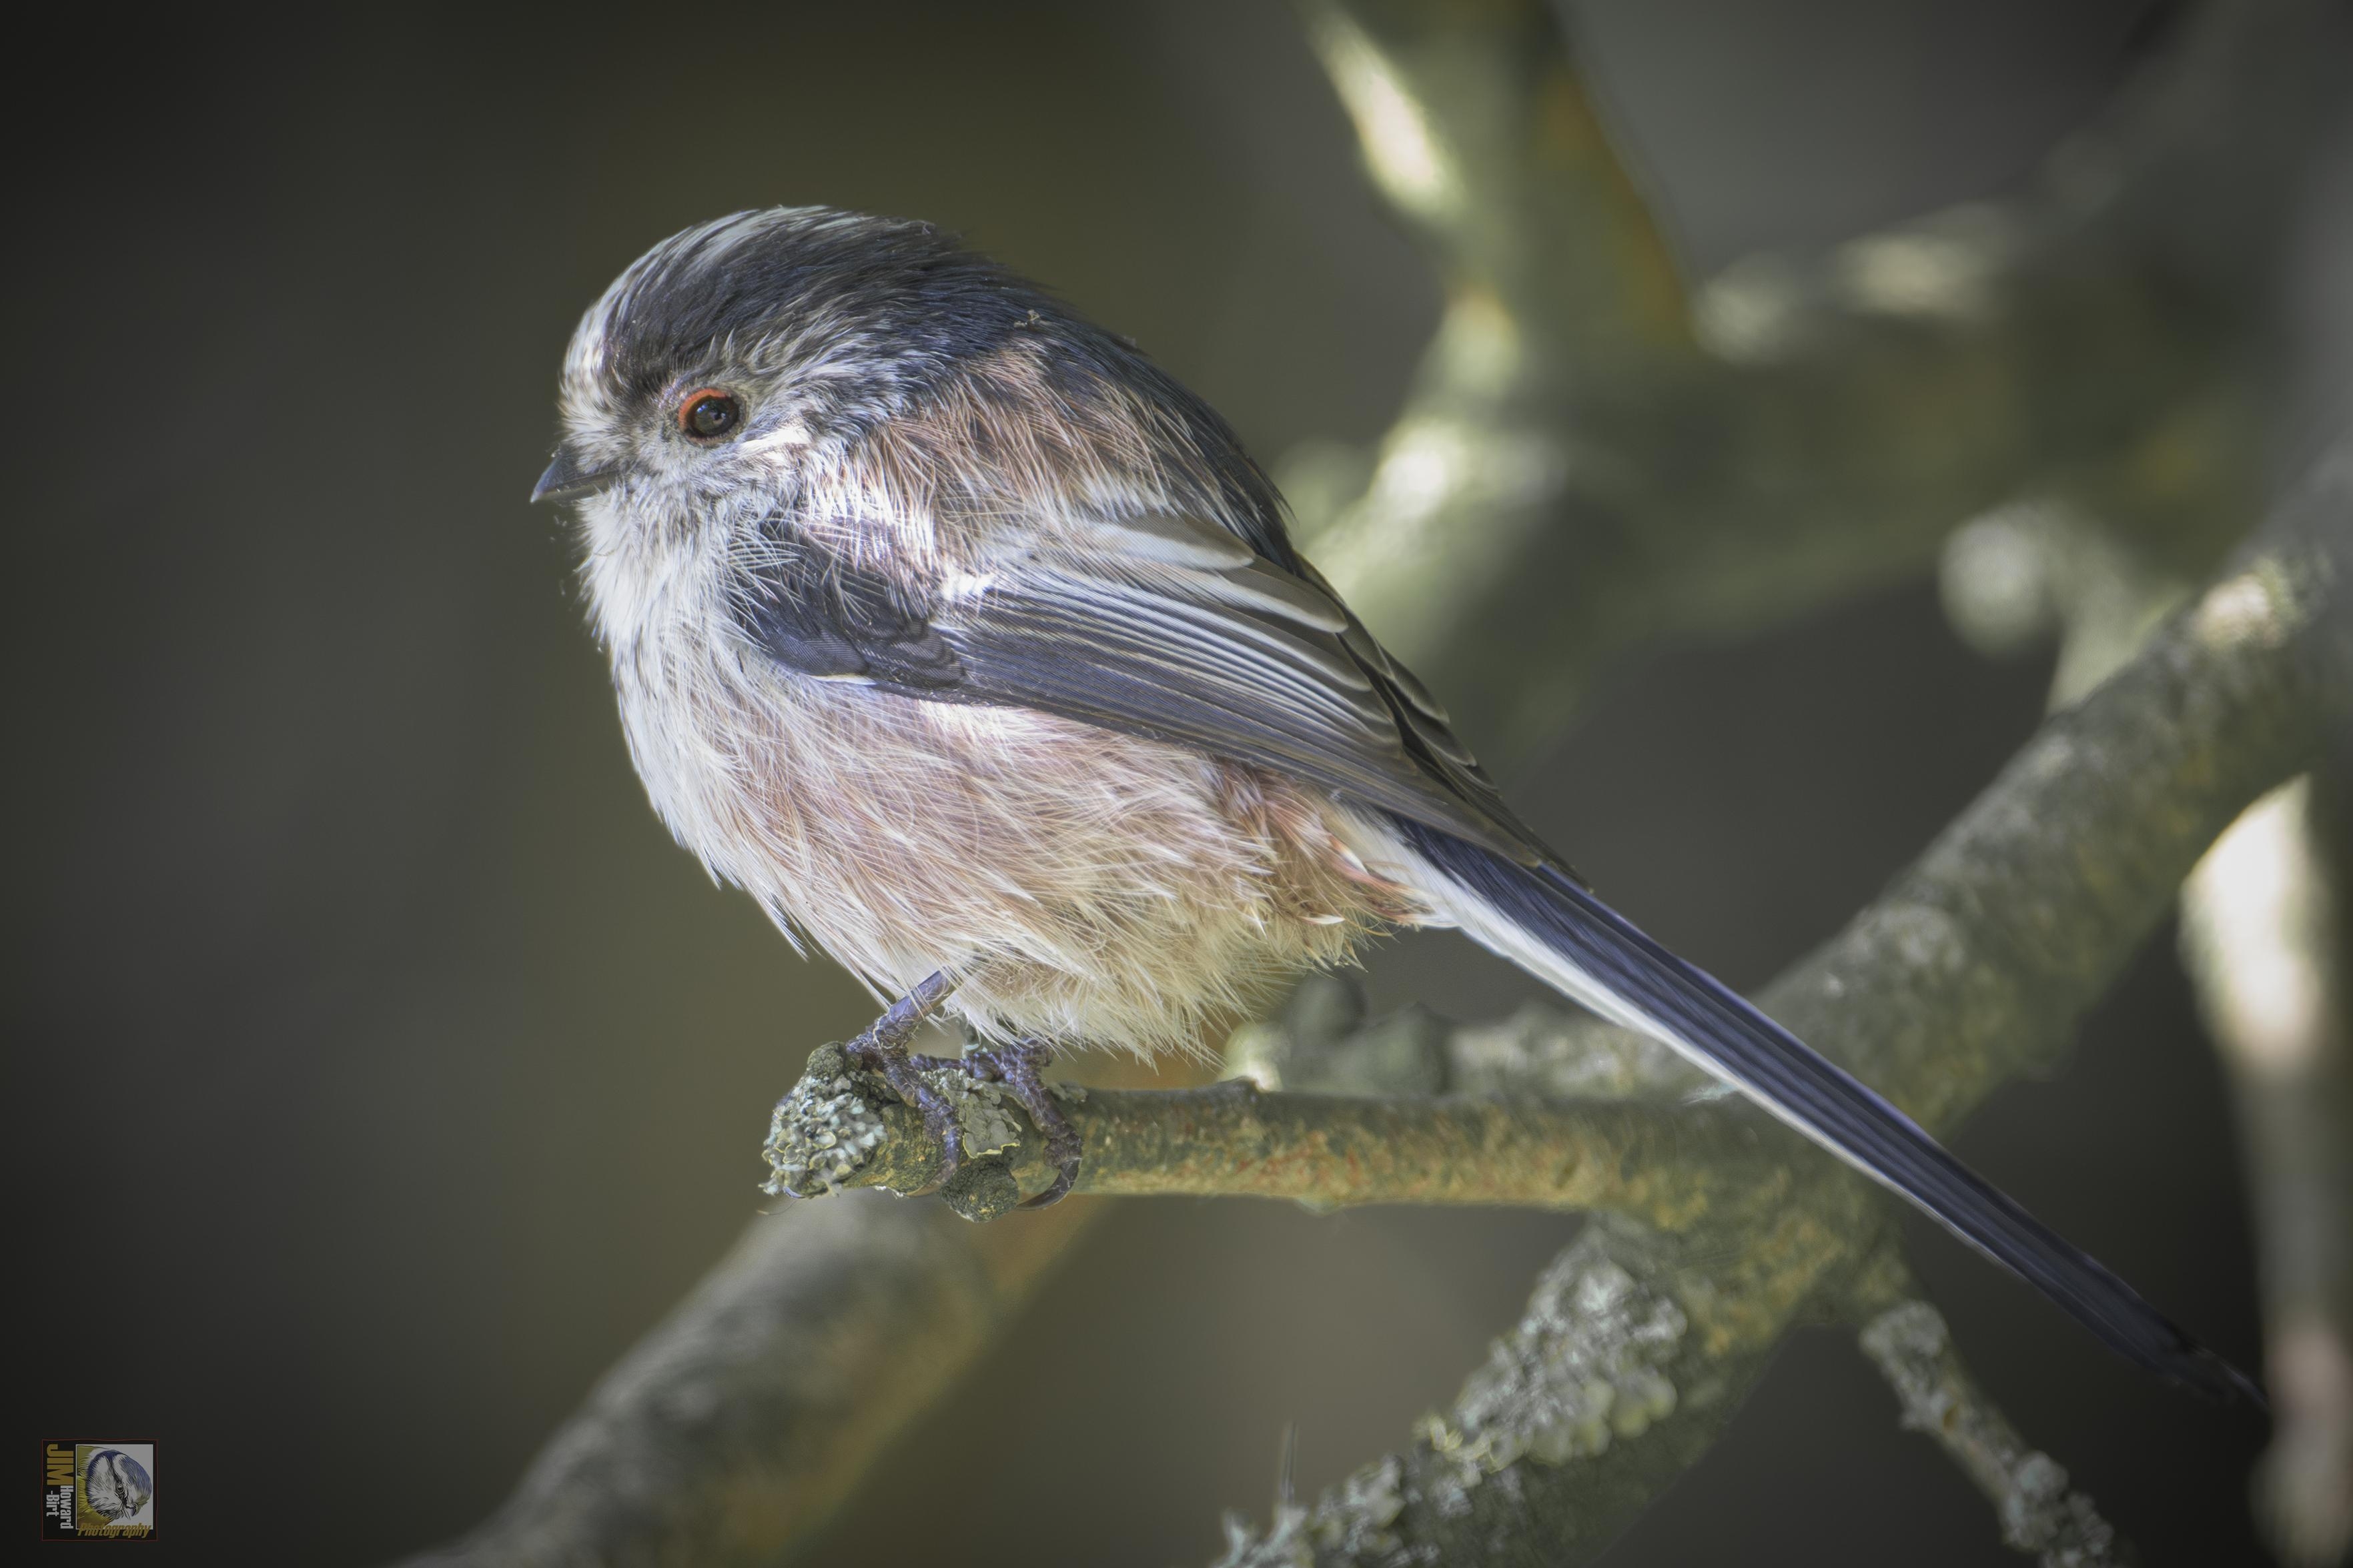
[731,509,1546,862]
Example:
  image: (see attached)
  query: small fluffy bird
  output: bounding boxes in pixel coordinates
[536,207,2252,1401]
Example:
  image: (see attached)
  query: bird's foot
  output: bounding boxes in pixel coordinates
[836,980,1076,1208]
[965,1037,1082,1207]
[840,974,965,1193]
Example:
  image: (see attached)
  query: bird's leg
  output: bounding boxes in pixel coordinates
[841,972,965,1190]
[964,1036,1082,1208]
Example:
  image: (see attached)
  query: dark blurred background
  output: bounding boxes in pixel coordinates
[9,1,2303,1562]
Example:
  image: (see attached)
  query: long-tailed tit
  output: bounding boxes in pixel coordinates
[534,207,2255,1403]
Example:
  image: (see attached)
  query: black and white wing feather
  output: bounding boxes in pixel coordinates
[735,510,1543,862]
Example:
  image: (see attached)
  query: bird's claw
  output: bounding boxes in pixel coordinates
[966,1038,1082,1207]
[837,977,1078,1206]
[840,974,967,1193]
[843,1038,971,1192]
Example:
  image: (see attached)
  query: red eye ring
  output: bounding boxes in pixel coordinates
[677,388,743,442]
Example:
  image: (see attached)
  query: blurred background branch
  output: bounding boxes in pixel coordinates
[2185,773,2353,1566]
[1289,0,2340,758]
[404,1192,1090,1568]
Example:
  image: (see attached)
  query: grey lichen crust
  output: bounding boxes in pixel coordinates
[761,1043,1024,1198]
[1424,1259,1685,1487]
[1212,1458,1409,1568]
[1216,1252,1687,1567]
[761,1045,890,1197]
[762,1042,1033,1202]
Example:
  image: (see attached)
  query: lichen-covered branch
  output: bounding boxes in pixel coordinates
[1213,501,2347,1564]
[2183,774,2353,1567]
[763,1044,1777,1231]
[1857,1295,2136,1567]
[400,1191,1105,1568]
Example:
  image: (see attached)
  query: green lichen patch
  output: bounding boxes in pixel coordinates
[916,1062,1024,1160]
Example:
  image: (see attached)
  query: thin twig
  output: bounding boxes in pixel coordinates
[1857,1292,2137,1567]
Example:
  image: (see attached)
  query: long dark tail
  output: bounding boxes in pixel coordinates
[1391,816,2262,1405]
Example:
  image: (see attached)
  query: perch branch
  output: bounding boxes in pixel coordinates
[763,1046,1777,1229]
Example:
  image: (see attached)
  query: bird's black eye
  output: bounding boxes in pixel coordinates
[678,389,743,442]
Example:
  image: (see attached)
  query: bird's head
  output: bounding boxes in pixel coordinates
[533,206,1057,520]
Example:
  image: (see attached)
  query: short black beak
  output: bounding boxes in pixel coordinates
[530,444,620,504]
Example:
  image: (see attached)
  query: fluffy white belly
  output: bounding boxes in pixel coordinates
[612,633,1412,1056]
